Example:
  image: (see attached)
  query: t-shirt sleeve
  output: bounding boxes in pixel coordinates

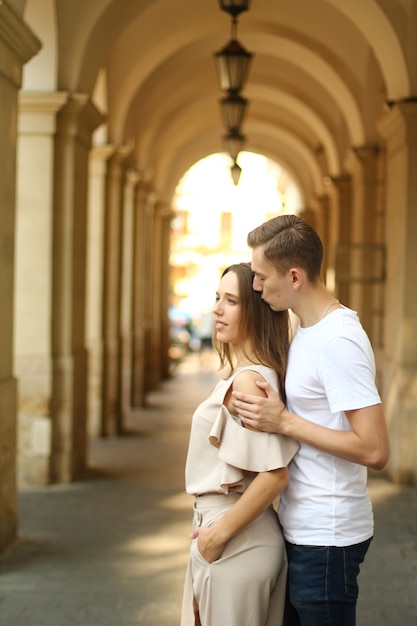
[320,336,381,413]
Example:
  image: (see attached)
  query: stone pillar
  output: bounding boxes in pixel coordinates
[51,94,104,482]
[143,194,158,392]
[345,146,386,342]
[314,195,332,287]
[331,174,353,307]
[131,180,150,407]
[119,169,140,426]
[0,1,41,550]
[101,147,131,435]
[349,146,384,243]
[159,205,174,380]
[16,92,67,485]
[300,204,332,282]
[87,145,115,438]
[151,202,173,384]
[378,101,417,484]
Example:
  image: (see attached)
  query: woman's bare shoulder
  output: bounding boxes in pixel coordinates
[232,368,267,397]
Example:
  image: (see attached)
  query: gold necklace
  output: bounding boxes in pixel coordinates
[321,299,339,320]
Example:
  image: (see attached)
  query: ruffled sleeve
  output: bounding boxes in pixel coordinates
[208,405,299,488]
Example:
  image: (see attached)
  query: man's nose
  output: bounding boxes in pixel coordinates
[253,277,263,292]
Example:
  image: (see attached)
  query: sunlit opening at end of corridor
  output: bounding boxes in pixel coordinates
[170,151,302,317]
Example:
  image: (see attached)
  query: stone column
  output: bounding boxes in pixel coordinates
[349,146,384,243]
[87,145,115,438]
[51,94,104,482]
[131,180,150,407]
[150,201,173,385]
[331,174,353,307]
[378,101,417,484]
[345,146,386,342]
[101,147,131,435]
[314,195,332,287]
[16,92,67,485]
[143,194,158,392]
[119,169,140,426]
[0,1,40,550]
[159,205,174,380]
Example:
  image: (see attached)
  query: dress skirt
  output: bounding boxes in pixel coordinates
[180,492,287,626]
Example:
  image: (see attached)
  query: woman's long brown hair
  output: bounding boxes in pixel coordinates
[213,262,291,402]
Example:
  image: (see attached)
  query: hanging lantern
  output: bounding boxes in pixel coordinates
[223,130,245,161]
[219,93,248,132]
[230,161,242,185]
[214,38,253,93]
[218,0,251,18]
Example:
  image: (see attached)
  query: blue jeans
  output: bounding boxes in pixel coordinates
[283,538,372,626]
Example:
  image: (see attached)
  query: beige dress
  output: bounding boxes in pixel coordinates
[181,365,299,626]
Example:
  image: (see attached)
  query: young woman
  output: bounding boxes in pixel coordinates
[181,263,299,626]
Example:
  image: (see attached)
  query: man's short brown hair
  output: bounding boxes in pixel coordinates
[247,214,323,282]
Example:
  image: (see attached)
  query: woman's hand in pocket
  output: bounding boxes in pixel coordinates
[190,525,226,563]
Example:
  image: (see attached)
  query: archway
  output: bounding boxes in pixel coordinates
[168,151,303,361]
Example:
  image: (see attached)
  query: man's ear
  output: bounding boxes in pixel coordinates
[289,267,303,287]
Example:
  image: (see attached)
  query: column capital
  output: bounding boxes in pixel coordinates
[346,144,384,185]
[18,92,106,140]
[330,173,351,190]
[126,168,142,187]
[90,144,117,163]
[60,92,106,128]
[108,144,133,166]
[19,91,68,114]
[18,91,69,135]
[377,99,417,148]
[0,1,41,86]
[145,190,158,216]
[155,200,174,220]
[350,144,380,161]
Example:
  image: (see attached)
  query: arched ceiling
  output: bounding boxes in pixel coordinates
[22,0,414,204]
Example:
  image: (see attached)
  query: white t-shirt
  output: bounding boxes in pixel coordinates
[278,306,381,546]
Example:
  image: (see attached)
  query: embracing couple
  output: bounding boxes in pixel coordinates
[181,214,390,626]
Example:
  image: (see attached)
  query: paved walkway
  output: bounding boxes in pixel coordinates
[0,353,416,626]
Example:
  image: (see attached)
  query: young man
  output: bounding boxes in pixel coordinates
[232,214,390,626]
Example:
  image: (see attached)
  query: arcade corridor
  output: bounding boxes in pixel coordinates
[2,0,417,568]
